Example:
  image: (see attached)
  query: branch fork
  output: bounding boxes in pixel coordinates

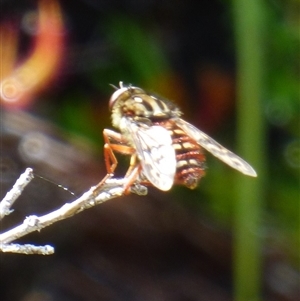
[0,168,147,255]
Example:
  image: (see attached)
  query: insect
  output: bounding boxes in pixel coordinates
[102,82,257,192]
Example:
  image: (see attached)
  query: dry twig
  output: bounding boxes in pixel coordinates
[0,169,147,255]
[0,168,34,220]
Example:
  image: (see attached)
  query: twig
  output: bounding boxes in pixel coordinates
[0,174,147,255]
[1,243,54,255]
[0,168,34,220]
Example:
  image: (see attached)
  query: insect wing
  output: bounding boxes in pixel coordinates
[125,119,177,190]
[176,118,257,177]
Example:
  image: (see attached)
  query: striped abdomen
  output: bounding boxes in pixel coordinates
[155,120,206,189]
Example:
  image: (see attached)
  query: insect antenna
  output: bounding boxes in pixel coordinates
[109,83,118,90]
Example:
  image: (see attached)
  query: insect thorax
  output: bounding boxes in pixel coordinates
[111,89,181,129]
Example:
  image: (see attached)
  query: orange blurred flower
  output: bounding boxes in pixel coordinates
[0,0,64,108]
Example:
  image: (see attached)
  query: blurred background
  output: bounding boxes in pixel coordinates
[0,0,299,300]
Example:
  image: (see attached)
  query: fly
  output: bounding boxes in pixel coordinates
[101,82,257,192]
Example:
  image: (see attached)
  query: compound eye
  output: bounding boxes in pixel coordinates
[108,87,128,111]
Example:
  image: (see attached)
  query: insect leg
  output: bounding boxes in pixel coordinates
[123,163,143,194]
[102,129,134,173]
[94,129,136,195]
[125,153,138,177]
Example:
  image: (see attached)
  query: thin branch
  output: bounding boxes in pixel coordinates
[0,174,147,255]
[1,243,54,255]
[0,168,34,220]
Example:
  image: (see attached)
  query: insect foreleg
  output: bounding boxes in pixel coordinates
[93,129,133,194]
[103,143,118,174]
[102,129,135,174]
[103,129,127,144]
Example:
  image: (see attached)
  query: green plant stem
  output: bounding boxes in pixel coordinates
[233,1,267,300]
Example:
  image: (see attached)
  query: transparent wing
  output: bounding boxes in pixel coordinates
[124,118,176,190]
[176,118,257,177]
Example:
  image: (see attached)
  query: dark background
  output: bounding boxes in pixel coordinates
[0,0,299,300]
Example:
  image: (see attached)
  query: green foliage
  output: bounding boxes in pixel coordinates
[88,15,170,91]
